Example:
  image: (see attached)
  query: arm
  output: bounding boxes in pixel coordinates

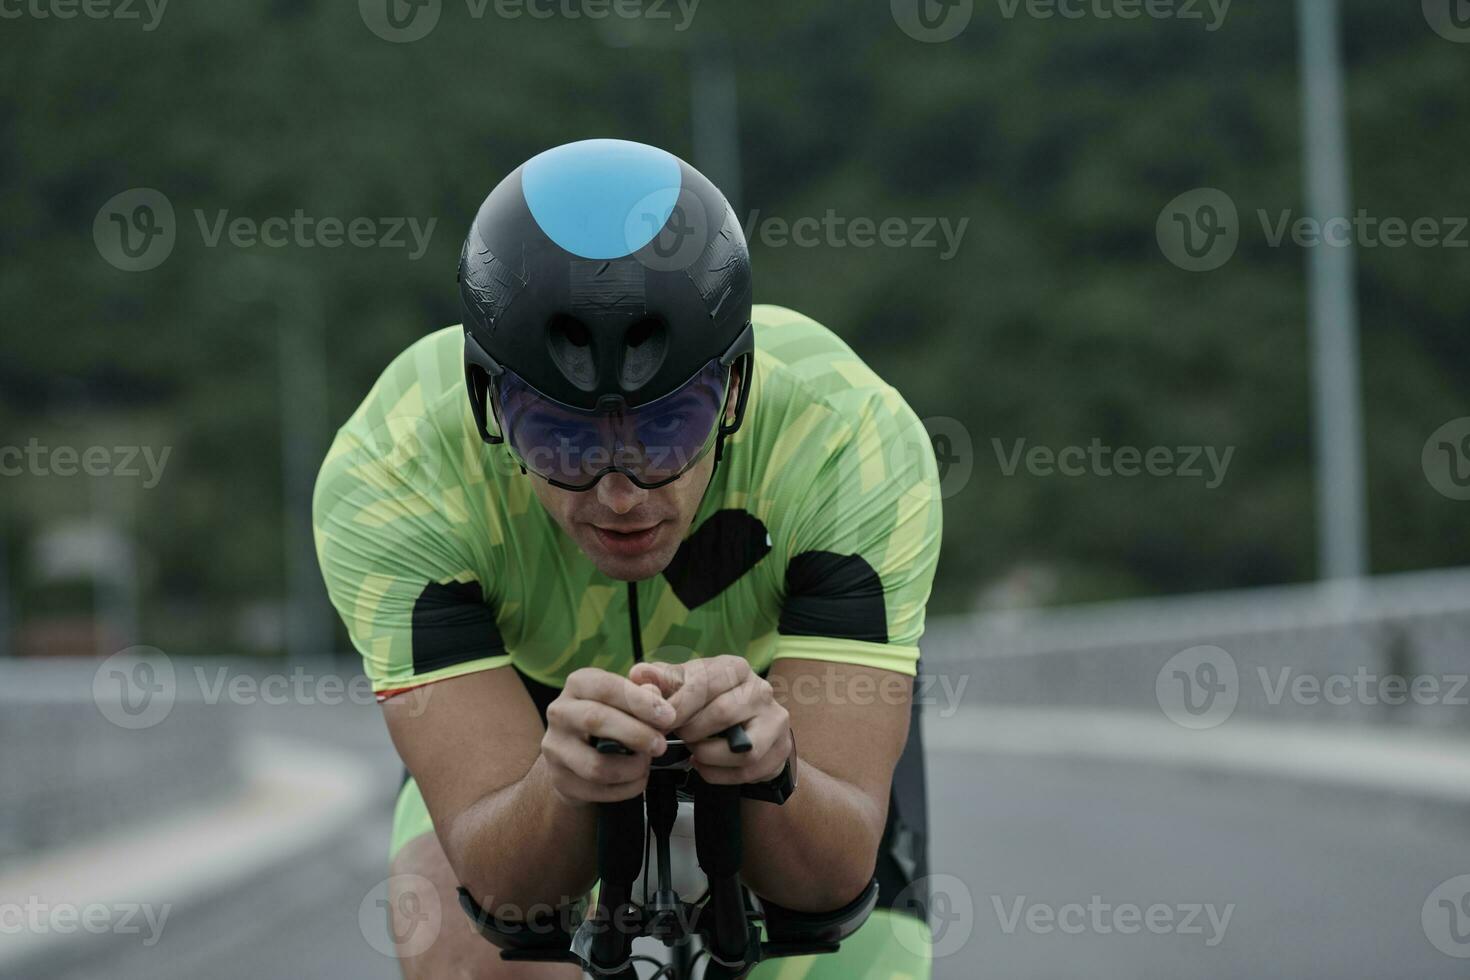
[382,666,676,917]
[312,388,678,915]
[739,658,910,911]
[380,668,596,914]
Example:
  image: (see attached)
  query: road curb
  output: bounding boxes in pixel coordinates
[923,706,1470,812]
[0,733,384,970]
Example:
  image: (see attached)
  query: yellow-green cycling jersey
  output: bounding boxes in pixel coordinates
[314,304,942,978]
[313,304,942,698]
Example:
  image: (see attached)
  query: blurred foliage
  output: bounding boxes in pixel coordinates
[1,0,1467,656]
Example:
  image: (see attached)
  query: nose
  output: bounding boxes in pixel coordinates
[595,471,647,515]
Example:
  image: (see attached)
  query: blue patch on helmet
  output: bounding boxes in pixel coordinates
[521,139,683,260]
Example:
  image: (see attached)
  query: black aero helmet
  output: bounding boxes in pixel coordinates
[459,139,754,489]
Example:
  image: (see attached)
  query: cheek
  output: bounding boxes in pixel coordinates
[668,458,716,515]
[532,481,579,524]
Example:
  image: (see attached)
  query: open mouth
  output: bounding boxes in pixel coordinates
[591,522,664,557]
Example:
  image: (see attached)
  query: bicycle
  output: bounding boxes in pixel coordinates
[457,724,879,979]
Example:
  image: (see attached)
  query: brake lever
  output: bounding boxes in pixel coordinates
[590,724,752,756]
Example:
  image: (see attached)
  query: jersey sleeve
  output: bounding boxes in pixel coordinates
[313,395,511,697]
[771,387,943,677]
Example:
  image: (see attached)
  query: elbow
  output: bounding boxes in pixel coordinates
[822,856,880,913]
[775,853,878,914]
[771,796,887,913]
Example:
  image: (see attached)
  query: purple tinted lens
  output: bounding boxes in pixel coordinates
[497,360,727,487]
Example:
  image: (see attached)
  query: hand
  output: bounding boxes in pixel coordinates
[541,667,675,805]
[629,655,792,786]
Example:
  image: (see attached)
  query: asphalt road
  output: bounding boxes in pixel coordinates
[21,707,1470,980]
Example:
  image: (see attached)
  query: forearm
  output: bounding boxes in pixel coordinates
[738,758,886,912]
[449,754,601,915]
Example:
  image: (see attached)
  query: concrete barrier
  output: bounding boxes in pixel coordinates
[920,567,1470,732]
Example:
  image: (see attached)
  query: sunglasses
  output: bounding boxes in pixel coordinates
[468,323,752,491]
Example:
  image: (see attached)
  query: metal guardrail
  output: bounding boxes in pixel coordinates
[921,566,1470,731]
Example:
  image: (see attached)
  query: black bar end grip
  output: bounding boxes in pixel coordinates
[590,735,635,755]
[719,724,753,753]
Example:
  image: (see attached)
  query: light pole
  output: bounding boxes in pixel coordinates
[595,20,742,211]
[227,257,333,663]
[1297,0,1369,582]
[689,39,742,212]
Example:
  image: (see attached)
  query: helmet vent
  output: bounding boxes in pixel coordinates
[620,316,667,390]
[546,314,598,390]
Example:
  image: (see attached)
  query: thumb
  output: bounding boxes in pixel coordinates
[629,661,682,696]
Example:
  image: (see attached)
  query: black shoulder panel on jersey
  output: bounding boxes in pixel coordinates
[411,580,505,675]
[778,551,887,643]
[662,509,772,609]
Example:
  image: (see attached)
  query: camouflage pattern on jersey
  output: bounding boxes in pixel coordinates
[313,305,942,694]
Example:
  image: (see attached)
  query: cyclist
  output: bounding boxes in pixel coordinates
[313,138,942,978]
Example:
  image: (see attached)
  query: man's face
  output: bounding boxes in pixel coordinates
[528,373,740,581]
[531,452,716,581]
